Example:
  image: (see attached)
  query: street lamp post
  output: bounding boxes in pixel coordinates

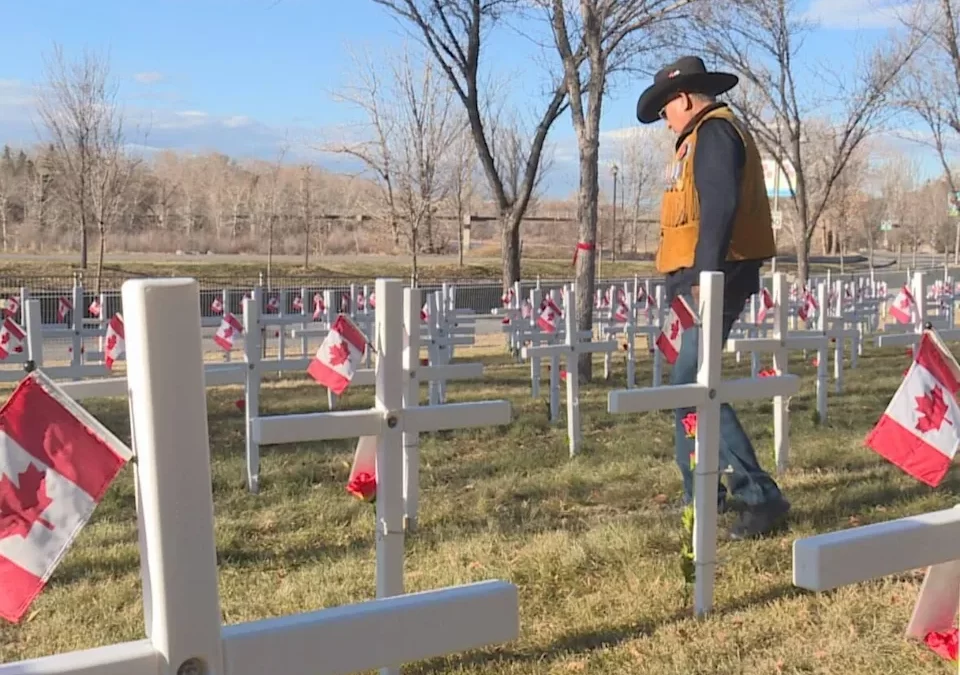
[611,164,619,270]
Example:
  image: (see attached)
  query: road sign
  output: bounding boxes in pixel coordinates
[880,220,894,232]
[772,211,783,231]
[949,192,959,217]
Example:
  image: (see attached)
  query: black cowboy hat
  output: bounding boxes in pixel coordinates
[636,56,739,124]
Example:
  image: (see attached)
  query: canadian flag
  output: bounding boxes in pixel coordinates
[865,330,960,487]
[88,299,101,318]
[520,300,533,320]
[292,296,303,312]
[313,293,325,321]
[537,298,562,333]
[266,296,280,314]
[213,313,243,351]
[0,372,131,622]
[797,291,818,322]
[0,318,25,360]
[368,292,376,309]
[420,302,430,322]
[3,297,18,319]
[103,314,124,370]
[210,297,223,314]
[357,293,366,311]
[340,293,351,313]
[613,300,630,323]
[307,315,368,395]
[889,285,917,325]
[57,297,72,322]
[501,289,515,307]
[756,288,775,325]
[655,295,698,364]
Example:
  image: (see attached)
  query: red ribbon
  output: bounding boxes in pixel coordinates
[572,241,595,266]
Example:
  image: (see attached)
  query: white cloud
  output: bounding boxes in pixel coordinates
[804,0,913,29]
[223,115,251,128]
[133,71,165,85]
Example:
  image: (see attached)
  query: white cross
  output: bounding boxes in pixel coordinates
[521,284,618,455]
[794,505,960,648]
[727,282,831,425]
[606,271,801,615]
[0,278,520,675]
[246,291,485,499]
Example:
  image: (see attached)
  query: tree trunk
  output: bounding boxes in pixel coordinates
[795,236,810,286]
[574,141,599,382]
[500,214,521,291]
[303,218,310,269]
[95,219,106,296]
[411,224,419,285]
[79,214,88,268]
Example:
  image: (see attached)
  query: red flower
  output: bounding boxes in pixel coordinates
[924,629,958,662]
[235,399,245,411]
[347,471,377,503]
[682,412,697,438]
[759,368,777,378]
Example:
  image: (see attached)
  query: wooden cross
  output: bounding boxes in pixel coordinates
[606,271,801,615]
[728,283,831,425]
[0,278,519,675]
[521,284,618,455]
[794,504,960,656]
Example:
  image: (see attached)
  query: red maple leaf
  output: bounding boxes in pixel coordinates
[915,385,953,433]
[899,296,911,308]
[0,332,8,345]
[669,320,680,341]
[328,340,351,367]
[0,464,54,540]
[105,334,117,353]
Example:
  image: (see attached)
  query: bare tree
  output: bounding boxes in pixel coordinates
[448,124,476,266]
[88,110,137,295]
[692,0,921,281]
[618,126,672,253]
[538,0,686,379]
[299,165,314,268]
[37,44,119,269]
[328,46,462,282]
[897,0,960,260]
[326,48,402,247]
[372,0,569,290]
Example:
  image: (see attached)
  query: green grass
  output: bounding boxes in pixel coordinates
[0,254,875,285]
[0,257,660,284]
[1,343,955,673]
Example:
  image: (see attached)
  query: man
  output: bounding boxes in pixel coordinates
[636,55,790,540]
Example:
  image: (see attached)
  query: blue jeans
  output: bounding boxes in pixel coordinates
[671,294,784,507]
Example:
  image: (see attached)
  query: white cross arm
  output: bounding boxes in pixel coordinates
[253,401,511,445]
[521,340,618,359]
[608,376,800,414]
[874,332,922,347]
[793,506,960,591]
[421,363,484,381]
[55,363,248,400]
[220,580,518,675]
[877,328,960,347]
[0,581,519,675]
[725,334,828,353]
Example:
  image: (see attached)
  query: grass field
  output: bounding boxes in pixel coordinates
[1,338,955,673]
[0,252,871,285]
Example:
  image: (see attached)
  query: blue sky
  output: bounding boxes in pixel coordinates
[0,0,941,196]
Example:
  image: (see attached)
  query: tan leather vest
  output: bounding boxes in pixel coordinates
[656,106,776,274]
